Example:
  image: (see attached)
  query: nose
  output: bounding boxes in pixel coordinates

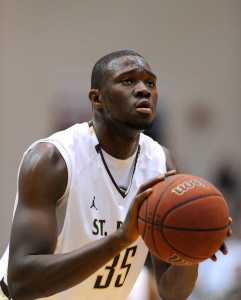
[133,82,151,98]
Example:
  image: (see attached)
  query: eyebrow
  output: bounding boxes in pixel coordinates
[117,68,157,79]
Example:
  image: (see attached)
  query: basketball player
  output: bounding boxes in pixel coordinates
[0,50,232,300]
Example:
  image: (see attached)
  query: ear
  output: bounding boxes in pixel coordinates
[89,89,103,109]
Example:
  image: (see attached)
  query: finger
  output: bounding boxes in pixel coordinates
[135,188,153,207]
[220,243,228,255]
[226,217,233,237]
[138,171,177,193]
[165,170,177,177]
[138,170,177,195]
[210,254,217,262]
[138,174,166,193]
[227,227,233,237]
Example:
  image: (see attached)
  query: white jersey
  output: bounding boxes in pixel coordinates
[0,122,167,300]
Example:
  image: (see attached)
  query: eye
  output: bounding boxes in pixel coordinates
[122,78,133,85]
[146,80,155,87]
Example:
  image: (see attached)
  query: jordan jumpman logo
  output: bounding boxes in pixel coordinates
[90,196,98,210]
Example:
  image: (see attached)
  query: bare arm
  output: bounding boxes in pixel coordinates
[151,147,198,300]
[8,143,170,300]
[7,143,130,299]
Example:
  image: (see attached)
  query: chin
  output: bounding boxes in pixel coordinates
[124,120,154,131]
[106,112,154,132]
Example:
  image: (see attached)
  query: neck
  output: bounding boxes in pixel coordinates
[92,117,141,159]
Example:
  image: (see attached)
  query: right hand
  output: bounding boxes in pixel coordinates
[118,170,176,246]
[210,217,233,261]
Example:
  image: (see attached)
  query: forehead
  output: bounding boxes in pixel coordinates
[107,55,153,76]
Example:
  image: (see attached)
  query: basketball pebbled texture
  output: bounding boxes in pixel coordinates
[138,174,230,265]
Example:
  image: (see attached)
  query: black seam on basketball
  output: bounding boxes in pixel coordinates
[151,175,187,258]
[161,224,229,231]
[160,223,210,260]
[161,193,224,226]
[138,216,229,232]
[163,233,210,260]
[138,216,149,222]
[142,196,148,240]
[160,193,226,260]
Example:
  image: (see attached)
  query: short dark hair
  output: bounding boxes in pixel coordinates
[91,50,144,90]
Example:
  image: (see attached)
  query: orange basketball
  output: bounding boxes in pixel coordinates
[138,174,229,265]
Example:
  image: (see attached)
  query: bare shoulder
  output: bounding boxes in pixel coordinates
[8,143,68,270]
[19,142,68,205]
[162,146,179,173]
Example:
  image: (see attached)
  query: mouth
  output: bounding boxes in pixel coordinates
[135,99,152,114]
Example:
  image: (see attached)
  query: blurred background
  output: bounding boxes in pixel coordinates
[0,0,240,299]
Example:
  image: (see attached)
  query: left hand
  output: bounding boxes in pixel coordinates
[210,217,233,261]
[119,170,176,246]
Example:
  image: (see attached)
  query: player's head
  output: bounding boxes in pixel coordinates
[91,50,144,91]
[89,50,158,132]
